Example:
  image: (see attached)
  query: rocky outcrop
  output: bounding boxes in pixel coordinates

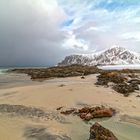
[96,71,140,96]
[89,122,118,140]
[79,106,115,121]
[95,72,127,86]
[9,65,100,80]
[59,106,115,121]
[113,83,139,97]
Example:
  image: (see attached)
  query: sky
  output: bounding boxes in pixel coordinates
[0,0,140,66]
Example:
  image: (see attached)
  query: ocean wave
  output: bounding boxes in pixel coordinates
[0,69,8,74]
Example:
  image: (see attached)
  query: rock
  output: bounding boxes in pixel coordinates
[61,106,115,121]
[91,108,114,118]
[89,122,118,140]
[130,83,139,90]
[113,83,138,97]
[81,76,85,79]
[58,84,65,87]
[80,113,89,120]
[56,107,63,111]
[136,95,140,97]
[128,74,138,78]
[60,109,76,115]
[84,113,93,121]
[95,71,140,96]
[128,79,140,84]
[78,106,115,120]
[79,107,91,114]
[95,80,108,86]
[9,65,100,81]
[96,72,127,86]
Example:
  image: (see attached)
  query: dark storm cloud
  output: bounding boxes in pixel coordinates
[0,0,68,67]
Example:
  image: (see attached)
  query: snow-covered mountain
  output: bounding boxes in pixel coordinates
[58,46,140,66]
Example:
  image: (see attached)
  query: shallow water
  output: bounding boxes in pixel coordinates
[0,73,36,89]
[70,116,140,140]
[98,64,140,70]
[100,117,140,140]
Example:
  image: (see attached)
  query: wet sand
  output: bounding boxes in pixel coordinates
[0,74,140,140]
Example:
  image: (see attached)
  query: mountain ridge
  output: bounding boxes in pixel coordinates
[58,46,140,66]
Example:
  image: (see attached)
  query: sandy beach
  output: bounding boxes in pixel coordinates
[0,74,140,140]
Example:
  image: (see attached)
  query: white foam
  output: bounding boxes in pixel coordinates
[0,69,8,74]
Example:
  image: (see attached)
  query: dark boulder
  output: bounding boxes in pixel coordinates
[89,122,118,140]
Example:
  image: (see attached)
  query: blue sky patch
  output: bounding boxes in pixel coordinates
[61,19,74,27]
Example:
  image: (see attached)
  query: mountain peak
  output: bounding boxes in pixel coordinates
[103,45,126,57]
[107,45,126,51]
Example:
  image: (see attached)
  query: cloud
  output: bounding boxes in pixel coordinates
[60,0,140,51]
[121,32,140,41]
[62,31,89,51]
[0,0,140,66]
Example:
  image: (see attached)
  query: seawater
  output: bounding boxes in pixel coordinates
[0,68,8,74]
[98,65,140,70]
[100,117,140,140]
[69,116,140,140]
[0,68,38,88]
